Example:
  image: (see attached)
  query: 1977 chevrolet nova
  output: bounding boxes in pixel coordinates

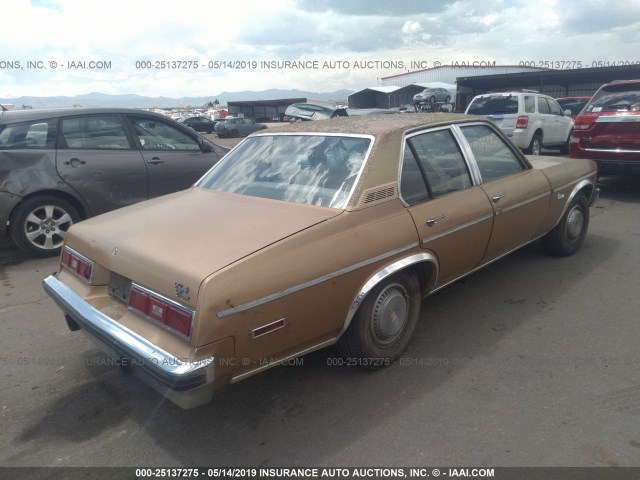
[43,114,598,409]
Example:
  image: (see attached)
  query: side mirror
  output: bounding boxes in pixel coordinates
[563,109,572,116]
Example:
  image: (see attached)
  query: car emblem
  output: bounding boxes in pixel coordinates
[175,283,190,300]
[112,247,119,256]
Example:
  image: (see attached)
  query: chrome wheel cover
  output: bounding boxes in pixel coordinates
[566,205,584,241]
[371,283,409,346]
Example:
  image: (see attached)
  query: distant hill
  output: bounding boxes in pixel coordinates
[0,89,355,109]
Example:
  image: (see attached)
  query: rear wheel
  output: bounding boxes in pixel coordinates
[10,196,80,257]
[543,193,589,256]
[525,133,542,155]
[337,271,421,367]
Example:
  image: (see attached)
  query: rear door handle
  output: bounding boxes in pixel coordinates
[63,158,86,167]
[426,215,445,227]
[492,193,507,203]
[146,157,165,164]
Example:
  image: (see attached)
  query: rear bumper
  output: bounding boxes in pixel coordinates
[42,274,216,409]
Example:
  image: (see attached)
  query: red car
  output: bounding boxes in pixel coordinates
[570,80,640,173]
[556,96,590,120]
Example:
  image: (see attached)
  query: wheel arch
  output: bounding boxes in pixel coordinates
[337,252,438,340]
[8,189,88,231]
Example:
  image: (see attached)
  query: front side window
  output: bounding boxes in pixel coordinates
[405,129,472,199]
[537,97,551,114]
[61,115,131,150]
[548,99,563,116]
[461,125,525,182]
[0,119,57,149]
[129,116,200,151]
[198,134,371,209]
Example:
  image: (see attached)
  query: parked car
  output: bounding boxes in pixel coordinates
[0,108,228,256]
[570,79,640,173]
[284,103,348,122]
[556,96,590,119]
[466,91,574,155]
[214,117,267,138]
[413,87,453,105]
[43,114,598,409]
[179,116,216,133]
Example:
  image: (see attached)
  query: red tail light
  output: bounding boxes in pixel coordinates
[128,285,194,338]
[574,113,598,130]
[61,246,94,282]
[516,116,529,128]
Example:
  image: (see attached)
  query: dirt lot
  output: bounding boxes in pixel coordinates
[0,172,639,470]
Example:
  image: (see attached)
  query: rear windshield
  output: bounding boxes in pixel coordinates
[466,96,519,115]
[198,134,371,209]
[586,84,640,113]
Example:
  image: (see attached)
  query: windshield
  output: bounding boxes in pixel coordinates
[467,96,518,115]
[198,134,371,209]
[586,84,640,112]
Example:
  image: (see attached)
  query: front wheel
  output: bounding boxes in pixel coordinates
[542,193,589,256]
[10,196,80,257]
[336,271,421,367]
[559,129,573,155]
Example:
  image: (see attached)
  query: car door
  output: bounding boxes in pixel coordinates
[56,114,148,216]
[126,114,220,197]
[547,98,572,142]
[457,123,551,262]
[537,97,562,144]
[401,127,494,285]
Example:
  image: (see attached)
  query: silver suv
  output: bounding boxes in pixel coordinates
[465,91,574,155]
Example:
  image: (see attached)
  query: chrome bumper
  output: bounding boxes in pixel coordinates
[42,274,216,409]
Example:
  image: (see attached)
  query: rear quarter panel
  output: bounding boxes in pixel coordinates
[195,200,422,377]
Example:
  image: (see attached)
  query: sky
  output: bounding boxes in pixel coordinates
[1,0,640,99]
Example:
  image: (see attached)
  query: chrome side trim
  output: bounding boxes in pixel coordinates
[499,191,551,214]
[43,275,214,388]
[422,214,493,244]
[338,252,439,338]
[216,242,420,319]
[553,173,597,193]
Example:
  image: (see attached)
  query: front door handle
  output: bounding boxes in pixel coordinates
[146,157,165,164]
[492,193,507,203]
[426,215,445,227]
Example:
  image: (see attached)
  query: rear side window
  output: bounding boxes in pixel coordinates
[587,83,640,112]
[466,96,518,115]
[524,96,535,113]
[461,125,525,182]
[61,115,131,149]
[0,119,57,149]
[401,129,472,202]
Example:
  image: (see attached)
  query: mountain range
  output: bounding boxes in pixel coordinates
[0,89,355,110]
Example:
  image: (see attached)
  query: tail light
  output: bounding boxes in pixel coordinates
[61,246,94,283]
[574,113,598,130]
[128,284,194,338]
[516,116,529,128]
